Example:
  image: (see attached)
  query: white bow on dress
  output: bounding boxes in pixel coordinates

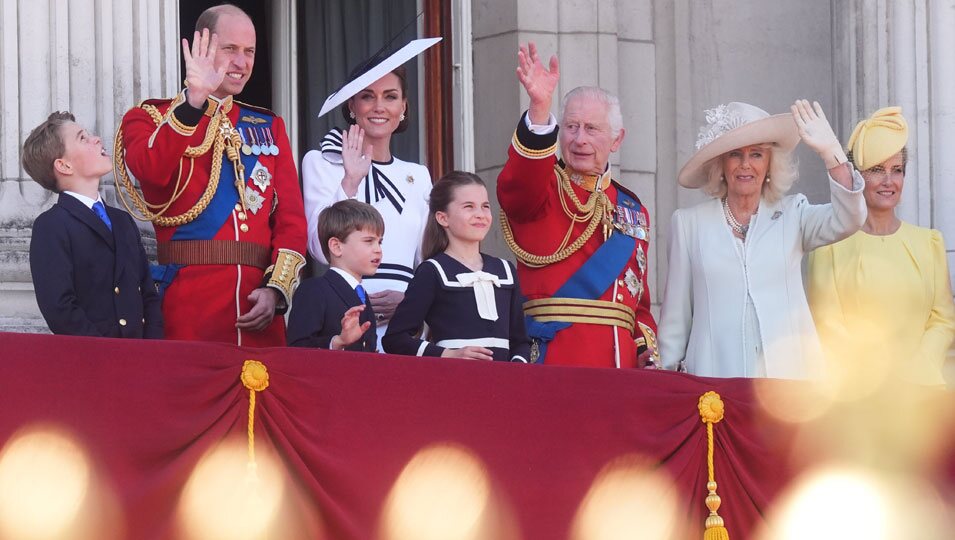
[455,271,501,321]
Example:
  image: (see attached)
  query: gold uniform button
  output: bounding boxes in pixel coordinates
[234,203,242,211]
[240,223,249,233]
[238,211,247,221]
[618,279,625,286]
[616,294,624,301]
[114,286,120,295]
[119,318,127,326]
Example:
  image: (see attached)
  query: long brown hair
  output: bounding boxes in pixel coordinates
[421,171,487,260]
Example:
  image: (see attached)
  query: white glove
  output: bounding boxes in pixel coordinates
[791,99,848,170]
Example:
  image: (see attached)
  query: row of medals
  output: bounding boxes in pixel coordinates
[238,127,280,156]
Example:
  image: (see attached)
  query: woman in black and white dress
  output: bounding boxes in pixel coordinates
[303,62,432,349]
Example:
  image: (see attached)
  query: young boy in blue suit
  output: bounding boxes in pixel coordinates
[23,111,163,338]
[287,200,381,351]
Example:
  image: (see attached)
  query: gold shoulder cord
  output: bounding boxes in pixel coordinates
[113,102,247,227]
[500,166,613,268]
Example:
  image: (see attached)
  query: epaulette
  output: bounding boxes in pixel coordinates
[235,100,276,117]
[137,97,174,108]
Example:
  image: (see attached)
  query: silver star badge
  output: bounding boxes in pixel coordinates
[244,186,265,214]
[250,162,272,191]
[624,268,640,297]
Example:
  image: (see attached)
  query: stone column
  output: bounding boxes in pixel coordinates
[831,0,955,368]
[471,0,661,306]
[654,0,834,317]
[0,0,180,332]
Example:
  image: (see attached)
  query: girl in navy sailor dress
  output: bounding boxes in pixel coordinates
[383,172,531,362]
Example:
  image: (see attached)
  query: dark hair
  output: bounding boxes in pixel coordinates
[22,111,76,192]
[195,3,251,34]
[847,146,908,173]
[421,171,487,260]
[340,66,410,134]
[318,199,385,261]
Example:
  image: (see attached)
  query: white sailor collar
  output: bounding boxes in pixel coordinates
[425,253,515,288]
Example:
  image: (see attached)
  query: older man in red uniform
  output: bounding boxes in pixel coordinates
[116,5,306,346]
[498,43,657,368]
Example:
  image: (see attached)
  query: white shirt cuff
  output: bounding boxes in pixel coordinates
[524,112,558,135]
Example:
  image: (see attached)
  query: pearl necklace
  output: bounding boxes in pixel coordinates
[722,197,756,238]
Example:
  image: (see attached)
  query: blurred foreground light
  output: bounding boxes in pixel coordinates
[570,454,679,540]
[0,427,91,540]
[177,439,285,540]
[380,443,492,540]
[753,377,832,424]
[759,466,951,540]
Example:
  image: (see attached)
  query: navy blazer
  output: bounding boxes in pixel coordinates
[29,193,163,338]
[286,269,377,351]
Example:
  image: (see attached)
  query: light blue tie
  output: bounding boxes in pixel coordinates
[355,284,367,304]
[92,201,112,231]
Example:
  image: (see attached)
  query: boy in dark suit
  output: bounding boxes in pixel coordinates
[287,200,381,351]
[23,111,163,338]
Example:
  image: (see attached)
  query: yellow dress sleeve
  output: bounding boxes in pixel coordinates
[914,230,955,377]
[806,243,852,362]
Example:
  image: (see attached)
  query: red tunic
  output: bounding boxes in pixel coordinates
[120,94,306,347]
[497,114,657,368]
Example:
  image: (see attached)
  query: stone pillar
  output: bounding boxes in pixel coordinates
[0,0,180,332]
[831,0,955,369]
[471,0,661,306]
[653,0,835,316]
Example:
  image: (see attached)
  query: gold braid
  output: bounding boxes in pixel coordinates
[113,103,240,227]
[500,166,613,268]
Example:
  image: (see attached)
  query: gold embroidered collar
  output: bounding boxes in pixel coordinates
[205,95,234,116]
[563,163,612,193]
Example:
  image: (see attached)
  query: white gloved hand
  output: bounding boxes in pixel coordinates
[791,99,848,170]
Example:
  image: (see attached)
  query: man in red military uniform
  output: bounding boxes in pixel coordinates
[498,42,657,368]
[116,5,306,347]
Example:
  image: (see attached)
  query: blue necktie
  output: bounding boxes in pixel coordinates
[92,201,112,231]
[355,284,367,304]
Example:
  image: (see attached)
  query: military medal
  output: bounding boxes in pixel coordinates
[636,245,646,277]
[635,211,649,240]
[266,128,279,155]
[240,128,252,155]
[250,162,272,191]
[251,128,261,155]
[615,204,644,238]
[256,128,272,156]
[244,186,265,214]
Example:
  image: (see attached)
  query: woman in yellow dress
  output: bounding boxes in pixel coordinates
[806,107,955,385]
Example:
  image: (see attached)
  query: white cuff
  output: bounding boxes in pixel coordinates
[524,112,558,135]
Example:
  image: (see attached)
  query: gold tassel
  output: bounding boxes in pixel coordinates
[240,360,269,481]
[699,391,730,540]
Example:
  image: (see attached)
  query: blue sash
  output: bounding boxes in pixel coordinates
[526,188,639,363]
[153,106,273,297]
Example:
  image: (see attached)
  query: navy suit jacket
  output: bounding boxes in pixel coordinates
[286,269,377,351]
[30,193,163,338]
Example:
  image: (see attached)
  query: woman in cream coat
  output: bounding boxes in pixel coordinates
[658,100,866,378]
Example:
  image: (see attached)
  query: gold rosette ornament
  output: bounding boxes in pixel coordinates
[241,360,270,479]
[698,391,730,540]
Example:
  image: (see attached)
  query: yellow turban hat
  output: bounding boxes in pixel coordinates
[846,106,908,170]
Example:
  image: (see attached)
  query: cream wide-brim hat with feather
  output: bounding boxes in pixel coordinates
[677,102,801,189]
